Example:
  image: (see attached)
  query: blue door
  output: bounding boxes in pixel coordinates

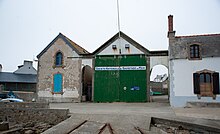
[53,73,63,93]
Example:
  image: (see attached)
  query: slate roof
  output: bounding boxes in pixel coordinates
[93,31,150,55]
[0,72,37,83]
[37,33,90,58]
[176,33,220,38]
[61,34,89,54]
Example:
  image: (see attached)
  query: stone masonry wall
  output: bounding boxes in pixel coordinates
[37,38,82,102]
[169,35,220,60]
[0,102,49,108]
[0,108,69,126]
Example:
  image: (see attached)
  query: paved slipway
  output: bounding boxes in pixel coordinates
[45,99,220,134]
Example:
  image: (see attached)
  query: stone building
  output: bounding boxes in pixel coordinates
[37,33,91,102]
[168,15,220,107]
[37,32,168,103]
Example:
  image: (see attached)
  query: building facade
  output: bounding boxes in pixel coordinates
[37,32,168,103]
[168,15,220,107]
[0,61,37,101]
[37,33,90,102]
[93,32,151,102]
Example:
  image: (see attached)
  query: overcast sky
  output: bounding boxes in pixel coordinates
[0,0,220,79]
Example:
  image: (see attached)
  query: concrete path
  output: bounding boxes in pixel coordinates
[174,107,220,120]
[49,102,174,133]
[47,102,220,133]
[49,102,174,116]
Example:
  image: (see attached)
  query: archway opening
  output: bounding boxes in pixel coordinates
[150,65,169,103]
[82,65,92,101]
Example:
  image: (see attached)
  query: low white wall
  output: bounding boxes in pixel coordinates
[38,87,80,102]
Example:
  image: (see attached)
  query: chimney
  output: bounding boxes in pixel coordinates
[168,15,173,32]
[0,64,2,72]
[167,15,175,38]
[24,60,33,66]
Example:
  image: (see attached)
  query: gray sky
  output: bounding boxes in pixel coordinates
[0,0,220,79]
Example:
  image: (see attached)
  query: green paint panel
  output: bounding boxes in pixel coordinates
[94,56,120,102]
[94,55,147,102]
[119,55,146,102]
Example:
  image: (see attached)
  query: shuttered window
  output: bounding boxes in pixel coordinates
[213,72,220,94]
[193,72,220,95]
[193,73,200,94]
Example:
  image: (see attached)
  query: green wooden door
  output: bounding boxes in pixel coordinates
[119,55,147,102]
[94,55,147,102]
[94,56,120,102]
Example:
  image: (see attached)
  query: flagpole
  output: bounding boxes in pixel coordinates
[117,0,121,38]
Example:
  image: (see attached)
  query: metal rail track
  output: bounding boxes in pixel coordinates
[66,120,88,134]
[98,123,114,134]
[134,126,147,134]
[66,120,146,134]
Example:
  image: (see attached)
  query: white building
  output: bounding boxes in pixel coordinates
[168,15,220,107]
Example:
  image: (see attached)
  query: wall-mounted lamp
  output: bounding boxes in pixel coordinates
[112,45,117,49]
[125,44,130,49]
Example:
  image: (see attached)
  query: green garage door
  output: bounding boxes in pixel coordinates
[94,55,147,102]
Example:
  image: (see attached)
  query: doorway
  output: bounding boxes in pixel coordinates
[150,65,169,103]
[82,65,92,101]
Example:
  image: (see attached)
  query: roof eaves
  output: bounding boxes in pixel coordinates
[60,33,90,55]
[37,33,62,59]
[93,31,150,55]
[120,31,150,54]
[176,33,220,38]
[93,32,119,55]
[59,33,81,54]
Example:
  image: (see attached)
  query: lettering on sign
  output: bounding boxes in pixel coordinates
[95,66,146,71]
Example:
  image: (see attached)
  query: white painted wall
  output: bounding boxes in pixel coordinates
[38,87,79,98]
[82,59,92,68]
[150,56,168,70]
[98,38,144,55]
[170,57,220,107]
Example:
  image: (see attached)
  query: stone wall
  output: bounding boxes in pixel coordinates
[0,108,69,126]
[37,38,82,102]
[169,35,220,60]
[0,102,49,108]
[0,102,69,133]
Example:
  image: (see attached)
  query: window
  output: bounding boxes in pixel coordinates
[193,70,219,99]
[55,52,63,66]
[200,73,211,83]
[190,44,200,59]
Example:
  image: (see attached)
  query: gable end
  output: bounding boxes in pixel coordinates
[37,33,89,59]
